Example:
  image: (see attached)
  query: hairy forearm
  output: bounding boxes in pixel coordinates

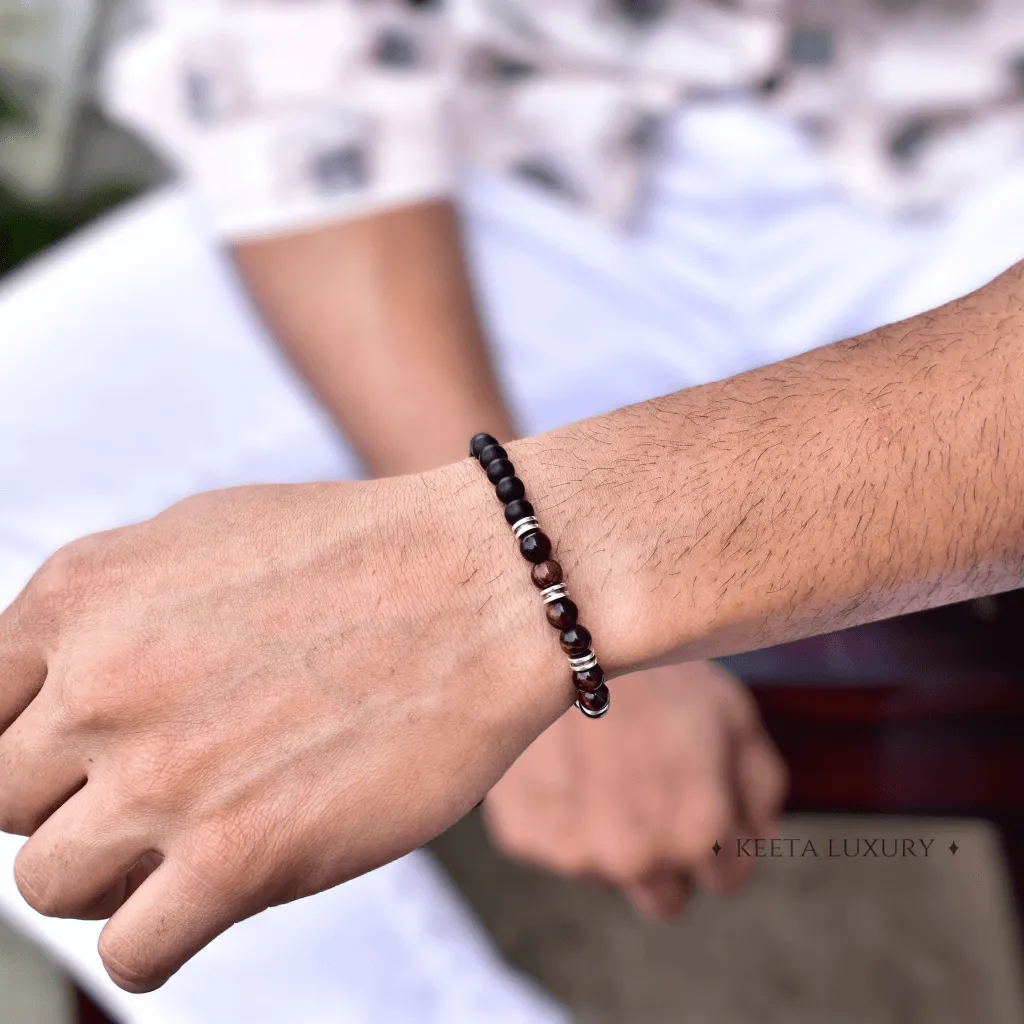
[474,262,1024,672]
[233,202,514,476]
[235,205,1023,675]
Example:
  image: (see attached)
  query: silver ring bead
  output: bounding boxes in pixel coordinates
[512,516,540,540]
[569,651,598,672]
[541,584,568,604]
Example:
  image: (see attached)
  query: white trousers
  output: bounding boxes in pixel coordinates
[1,100,1023,1023]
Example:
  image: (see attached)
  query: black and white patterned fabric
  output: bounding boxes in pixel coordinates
[101,0,1024,238]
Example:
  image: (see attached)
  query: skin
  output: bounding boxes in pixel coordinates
[1,219,1021,992]
[482,660,786,916]
[234,202,787,918]
[232,203,514,480]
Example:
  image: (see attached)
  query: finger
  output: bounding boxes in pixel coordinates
[694,733,783,897]
[14,786,153,920]
[664,741,733,867]
[717,674,762,738]
[0,690,84,835]
[735,730,789,837]
[697,835,757,896]
[692,734,788,898]
[689,729,756,895]
[99,856,253,993]
[0,596,48,733]
[625,869,695,920]
[76,852,166,922]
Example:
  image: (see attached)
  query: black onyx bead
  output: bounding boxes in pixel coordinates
[545,598,578,630]
[579,683,610,716]
[487,458,516,485]
[495,476,525,504]
[520,531,552,564]
[574,665,605,694]
[470,433,499,458]
[560,625,592,655]
[531,559,563,589]
[478,443,507,468]
[504,499,534,525]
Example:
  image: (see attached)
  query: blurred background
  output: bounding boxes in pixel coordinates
[3,1,1024,1022]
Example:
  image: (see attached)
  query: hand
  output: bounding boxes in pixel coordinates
[482,661,788,918]
[0,473,579,993]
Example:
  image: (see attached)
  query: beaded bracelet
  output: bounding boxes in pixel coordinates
[470,433,611,719]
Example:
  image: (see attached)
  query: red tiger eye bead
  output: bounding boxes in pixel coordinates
[574,666,605,694]
[531,560,563,589]
[579,683,610,716]
[545,598,578,630]
[560,625,592,655]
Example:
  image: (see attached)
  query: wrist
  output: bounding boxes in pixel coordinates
[431,425,685,690]
[405,458,577,750]
[408,416,712,739]
[502,420,730,675]
[498,430,666,677]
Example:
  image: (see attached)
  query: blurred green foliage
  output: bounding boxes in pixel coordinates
[0,86,28,128]
[0,181,143,277]
[0,69,144,274]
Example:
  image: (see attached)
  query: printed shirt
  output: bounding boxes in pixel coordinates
[102,0,1024,239]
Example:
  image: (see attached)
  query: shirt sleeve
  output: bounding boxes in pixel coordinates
[100,0,457,242]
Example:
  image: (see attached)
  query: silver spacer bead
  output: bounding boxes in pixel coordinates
[512,516,540,540]
[569,651,598,672]
[541,584,568,604]
[576,691,611,719]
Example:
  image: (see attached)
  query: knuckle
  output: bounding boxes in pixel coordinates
[28,542,98,609]
[729,676,758,718]
[14,849,66,918]
[57,664,113,727]
[765,751,791,808]
[56,652,145,730]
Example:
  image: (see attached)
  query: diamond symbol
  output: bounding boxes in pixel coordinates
[949,841,959,856]
[712,842,722,856]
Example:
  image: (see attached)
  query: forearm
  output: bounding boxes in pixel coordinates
[233,202,514,476]
[478,261,1024,672]
[236,205,1024,675]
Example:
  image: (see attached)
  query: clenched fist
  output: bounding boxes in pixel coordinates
[0,471,582,993]
[483,661,788,917]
